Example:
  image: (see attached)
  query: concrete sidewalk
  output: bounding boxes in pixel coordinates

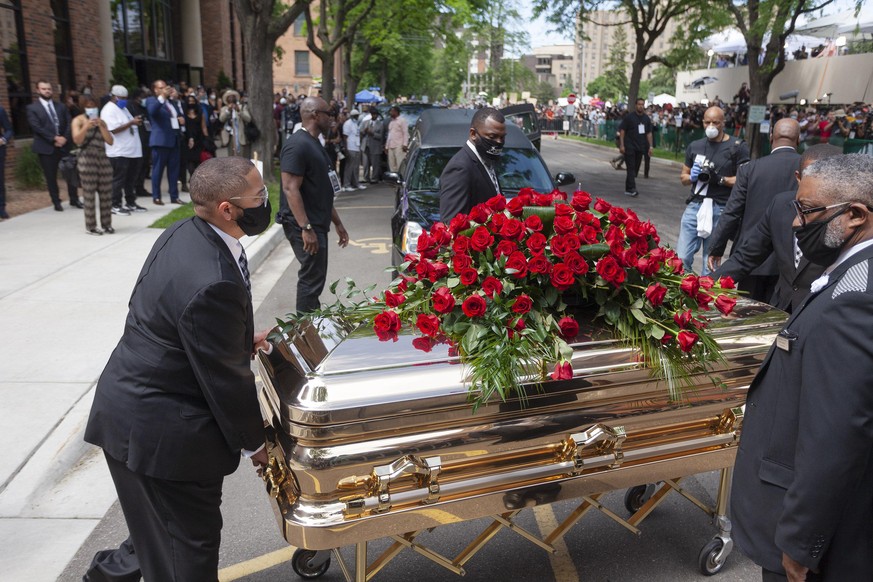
[0,194,285,581]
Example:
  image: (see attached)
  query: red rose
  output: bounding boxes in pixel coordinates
[452,235,471,254]
[550,361,573,380]
[500,218,525,240]
[452,253,473,273]
[490,213,507,231]
[551,188,567,201]
[593,198,612,213]
[416,313,441,337]
[526,232,548,253]
[470,226,494,252]
[631,239,650,257]
[505,251,529,278]
[571,191,592,211]
[608,207,628,225]
[636,256,660,277]
[563,233,581,252]
[462,295,487,317]
[506,196,526,216]
[645,283,668,306]
[527,253,553,275]
[430,262,448,282]
[482,276,504,298]
[718,276,736,289]
[496,239,517,257]
[534,193,554,206]
[698,276,715,290]
[524,215,544,232]
[550,235,570,257]
[715,294,737,316]
[385,290,406,307]
[460,267,479,286]
[417,232,437,258]
[412,337,435,352]
[516,188,535,204]
[432,287,456,314]
[696,291,713,310]
[674,309,692,328]
[677,330,699,352]
[619,249,640,269]
[564,252,589,275]
[468,204,491,224]
[624,219,646,241]
[486,194,507,212]
[605,224,625,247]
[554,214,577,235]
[511,293,534,314]
[429,222,451,246]
[448,214,470,235]
[668,257,684,274]
[374,310,401,342]
[580,225,600,244]
[555,203,573,216]
[550,263,576,291]
[679,275,700,297]
[507,317,526,339]
[558,316,580,340]
[596,255,626,287]
[661,333,673,345]
[415,259,431,280]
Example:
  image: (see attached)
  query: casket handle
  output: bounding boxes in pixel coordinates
[568,424,627,471]
[372,455,442,513]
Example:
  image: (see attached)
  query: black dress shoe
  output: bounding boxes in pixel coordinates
[54,203,64,211]
[70,200,84,209]
[104,226,115,234]
[0,210,9,219]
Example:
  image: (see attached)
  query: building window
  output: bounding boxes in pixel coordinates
[50,0,75,95]
[294,51,310,76]
[293,14,305,36]
[1,0,31,136]
[112,1,174,60]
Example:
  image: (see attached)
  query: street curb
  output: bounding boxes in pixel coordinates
[556,136,686,169]
[244,222,285,273]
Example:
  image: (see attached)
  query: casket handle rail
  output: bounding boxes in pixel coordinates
[342,407,744,518]
[261,442,300,511]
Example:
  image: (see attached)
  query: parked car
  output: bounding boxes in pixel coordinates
[387,109,575,266]
[501,103,541,150]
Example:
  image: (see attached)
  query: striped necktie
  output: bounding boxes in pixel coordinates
[238,247,251,295]
[47,102,59,133]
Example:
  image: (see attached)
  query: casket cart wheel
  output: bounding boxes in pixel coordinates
[291,548,331,579]
[623,484,655,513]
[698,537,726,575]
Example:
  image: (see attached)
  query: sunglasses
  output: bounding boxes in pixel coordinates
[790,200,873,227]
[315,109,337,118]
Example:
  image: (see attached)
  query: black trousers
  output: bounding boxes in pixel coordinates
[284,223,328,313]
[739,274,779,304]
[109,157,141,208]
[624,149,644,192]
[39,149,79,205]
[762,567,823,581]
[0,145,6,211]
[98,452,224,582]
[136,145,151,196]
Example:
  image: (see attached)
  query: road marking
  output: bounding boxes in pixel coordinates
[218,546,295,581]
[533,504,581,582]
[349,237,391,254]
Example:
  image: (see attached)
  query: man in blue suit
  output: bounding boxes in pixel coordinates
[0,102,14,219]
[145,79,185,205]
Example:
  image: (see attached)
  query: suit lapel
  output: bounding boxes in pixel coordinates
[465,146,499,196]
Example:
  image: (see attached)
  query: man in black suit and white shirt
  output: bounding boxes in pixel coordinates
[707,118,801,301]
[712,145,840,313]
[731,154,873,581]
[83,157,271,581]
[25,80,81,211]
[439,107,506,222]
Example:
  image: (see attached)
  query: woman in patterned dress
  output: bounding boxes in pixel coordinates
[71,94,114,235]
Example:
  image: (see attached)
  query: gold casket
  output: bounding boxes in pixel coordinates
[256,299,784,578]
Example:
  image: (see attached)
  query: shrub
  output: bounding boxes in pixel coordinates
[14,148,45,189]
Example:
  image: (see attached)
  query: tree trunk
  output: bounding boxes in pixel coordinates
[745,51,769,159]
[242,29,278,179]
[628,52,645,105]
[321,50,337,102]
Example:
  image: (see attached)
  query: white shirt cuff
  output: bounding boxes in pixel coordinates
[241,443,266,458]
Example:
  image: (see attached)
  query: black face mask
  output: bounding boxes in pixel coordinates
[474,131,504,161]
[792,204,850,266]
[233,199,272,237]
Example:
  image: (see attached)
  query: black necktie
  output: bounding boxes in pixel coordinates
[47,102,59,133]
[238,247,251,296]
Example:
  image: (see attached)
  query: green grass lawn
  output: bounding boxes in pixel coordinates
[150,181,282,229]
[561,135,685,163]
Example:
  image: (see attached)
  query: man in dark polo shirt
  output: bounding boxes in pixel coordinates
[277,96,349,313]
[618,98,653,197]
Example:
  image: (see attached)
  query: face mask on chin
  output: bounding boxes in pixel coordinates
[705,126,720,140]
[233,199,272,237]
[792,204,852,266]
[474,131,504,161]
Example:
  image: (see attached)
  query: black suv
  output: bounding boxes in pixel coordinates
[387,109,574,266]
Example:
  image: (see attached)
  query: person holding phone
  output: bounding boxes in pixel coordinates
[101,85,147,216]
[72,94,114,235]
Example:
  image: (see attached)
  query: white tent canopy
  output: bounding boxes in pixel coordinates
[705,28,825,54]
[796,6,873,37]
[652,93,677,106]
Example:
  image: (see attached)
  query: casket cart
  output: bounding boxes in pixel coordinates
[255,300,785,580]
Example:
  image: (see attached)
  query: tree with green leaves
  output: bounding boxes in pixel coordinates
[109,52,138,93]
[231,0,309,180]
[712,0,839,156]
[603,26,629,102]
[533,0,728,104]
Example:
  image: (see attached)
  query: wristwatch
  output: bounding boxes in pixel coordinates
[301,223,313,231]
[718,177,726,186]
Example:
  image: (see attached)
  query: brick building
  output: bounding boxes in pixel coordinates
[1,0,249,141]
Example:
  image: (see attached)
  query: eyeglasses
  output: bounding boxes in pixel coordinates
[229,186,269,207]
[791,200,851,226]
[315,109,336,117]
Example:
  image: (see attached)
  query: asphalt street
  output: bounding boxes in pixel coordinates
[60,139,761,582]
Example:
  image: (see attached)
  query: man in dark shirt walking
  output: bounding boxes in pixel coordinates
[277,97,349,313]
[618,98,653,197]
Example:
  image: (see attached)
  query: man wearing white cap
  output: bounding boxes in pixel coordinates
[101,85,147,215]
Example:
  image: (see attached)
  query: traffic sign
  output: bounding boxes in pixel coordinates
[567,94,577,104]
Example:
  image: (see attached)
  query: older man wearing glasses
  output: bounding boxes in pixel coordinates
[277,96,349,313]
[731,154,873,582]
